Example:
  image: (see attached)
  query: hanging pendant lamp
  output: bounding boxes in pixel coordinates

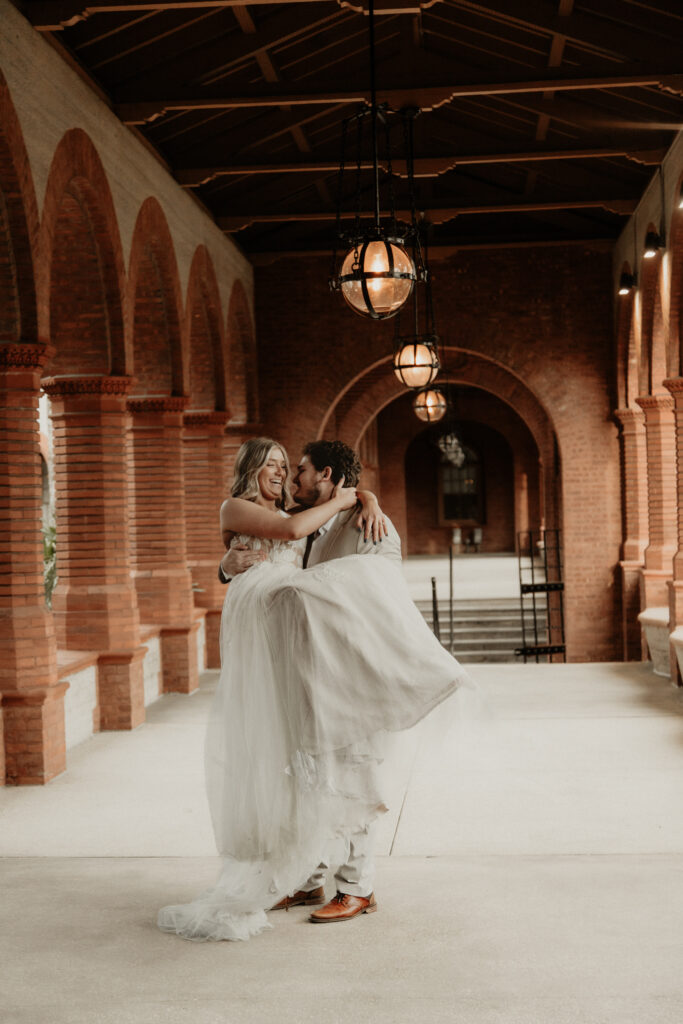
[329,0,416,320]
[413,385,447,423]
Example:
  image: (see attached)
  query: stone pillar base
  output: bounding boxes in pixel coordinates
[204,609,222,669]
[1,683,69,785]
[161,625,200,694]
[637,607,671,678]
[98,649,146,731]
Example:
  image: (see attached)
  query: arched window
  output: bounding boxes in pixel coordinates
[439,445,484,524]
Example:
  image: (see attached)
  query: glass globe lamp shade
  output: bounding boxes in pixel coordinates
[413,387,447,423]
[339,239,416,320]
[393,338,440,388]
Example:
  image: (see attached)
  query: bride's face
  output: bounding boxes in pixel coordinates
[257,447,287,503]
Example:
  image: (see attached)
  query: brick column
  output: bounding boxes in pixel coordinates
[42,376,144,730]
[635,395,677,611]
[128,396,199,694]
[614,408,649,660]
[663,379,683,681]
[184,411,229,668]
[0,344,67,784]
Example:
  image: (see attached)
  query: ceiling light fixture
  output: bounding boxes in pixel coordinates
[329,0,417,320]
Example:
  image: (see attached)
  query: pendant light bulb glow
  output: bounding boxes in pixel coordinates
[413,386,447,423]
[340,239,416,320]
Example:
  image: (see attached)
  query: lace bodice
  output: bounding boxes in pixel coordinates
[230,510,306,568]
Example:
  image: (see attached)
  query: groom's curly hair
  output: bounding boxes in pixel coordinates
[303,440,362,488]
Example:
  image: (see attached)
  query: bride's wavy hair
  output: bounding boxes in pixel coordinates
[231,437,292,510]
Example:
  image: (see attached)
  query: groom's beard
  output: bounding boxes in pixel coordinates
[293,485,321,508]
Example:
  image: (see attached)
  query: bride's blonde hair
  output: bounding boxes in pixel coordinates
[231,437,292,510]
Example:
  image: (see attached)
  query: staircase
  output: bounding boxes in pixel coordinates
[415,597,548,663]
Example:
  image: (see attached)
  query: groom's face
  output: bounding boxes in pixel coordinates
[292,455,332,507]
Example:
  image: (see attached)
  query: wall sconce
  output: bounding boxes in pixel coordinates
[618,272,636,296]
[643,231,663,259]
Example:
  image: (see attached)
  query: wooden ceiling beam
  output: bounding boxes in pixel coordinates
[116,67,683,123]
[446,0,683,65]
[25,0,425,30]
[218,197,638,231]
[177,146,665,186]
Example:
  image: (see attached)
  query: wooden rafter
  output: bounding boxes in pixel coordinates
[176,147,666,186]
[25,0,429,30]
[218,197,638,231]
[116,67,683,123]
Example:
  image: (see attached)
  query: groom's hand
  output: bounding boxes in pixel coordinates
[221,544,266,578]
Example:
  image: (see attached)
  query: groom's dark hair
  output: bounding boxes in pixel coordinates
[303,440,362,488]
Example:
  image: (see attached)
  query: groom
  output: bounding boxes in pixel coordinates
[218,439,401,923]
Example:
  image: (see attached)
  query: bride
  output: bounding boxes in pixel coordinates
[158,437,474,942]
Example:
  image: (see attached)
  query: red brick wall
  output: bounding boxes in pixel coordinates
[49,189,111,375]
[132,245,174,394]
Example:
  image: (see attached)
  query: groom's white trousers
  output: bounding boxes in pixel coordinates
[302,823,376,898]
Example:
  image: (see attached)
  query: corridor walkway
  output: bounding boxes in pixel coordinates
[2,662,683,1024]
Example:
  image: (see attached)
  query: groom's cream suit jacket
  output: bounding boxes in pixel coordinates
[306,509,402,568]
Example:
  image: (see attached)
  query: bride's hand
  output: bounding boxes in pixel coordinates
[331,475,358,511]
[354,490,389,543]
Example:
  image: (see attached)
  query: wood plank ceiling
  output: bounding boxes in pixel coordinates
[17,0,683,255]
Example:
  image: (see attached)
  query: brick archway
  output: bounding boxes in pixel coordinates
[226,278,258,425]
[127,196,185,398]
[38,128,126,376]
[185,245,226,413]
[0,70,39,345]
[319,349,556,481]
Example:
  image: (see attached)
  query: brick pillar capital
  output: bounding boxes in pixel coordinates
[663,378,683,403]
[0,341,53,369]
[127,395,190,415]
[41,374,133,396]
[613,407,645,432]
[0,342,54,390]
[635,394,675,414]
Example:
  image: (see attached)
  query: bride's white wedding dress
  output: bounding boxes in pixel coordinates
[157,514,475,941]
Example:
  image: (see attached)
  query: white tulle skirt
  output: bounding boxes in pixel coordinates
[158,555,475,941]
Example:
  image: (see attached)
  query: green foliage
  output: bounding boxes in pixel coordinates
[43,524,57,608]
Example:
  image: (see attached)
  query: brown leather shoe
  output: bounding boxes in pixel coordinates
[270,886,325,912]
[309,891,377,923]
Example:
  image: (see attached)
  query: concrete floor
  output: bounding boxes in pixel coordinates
[2,661,683,1024]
